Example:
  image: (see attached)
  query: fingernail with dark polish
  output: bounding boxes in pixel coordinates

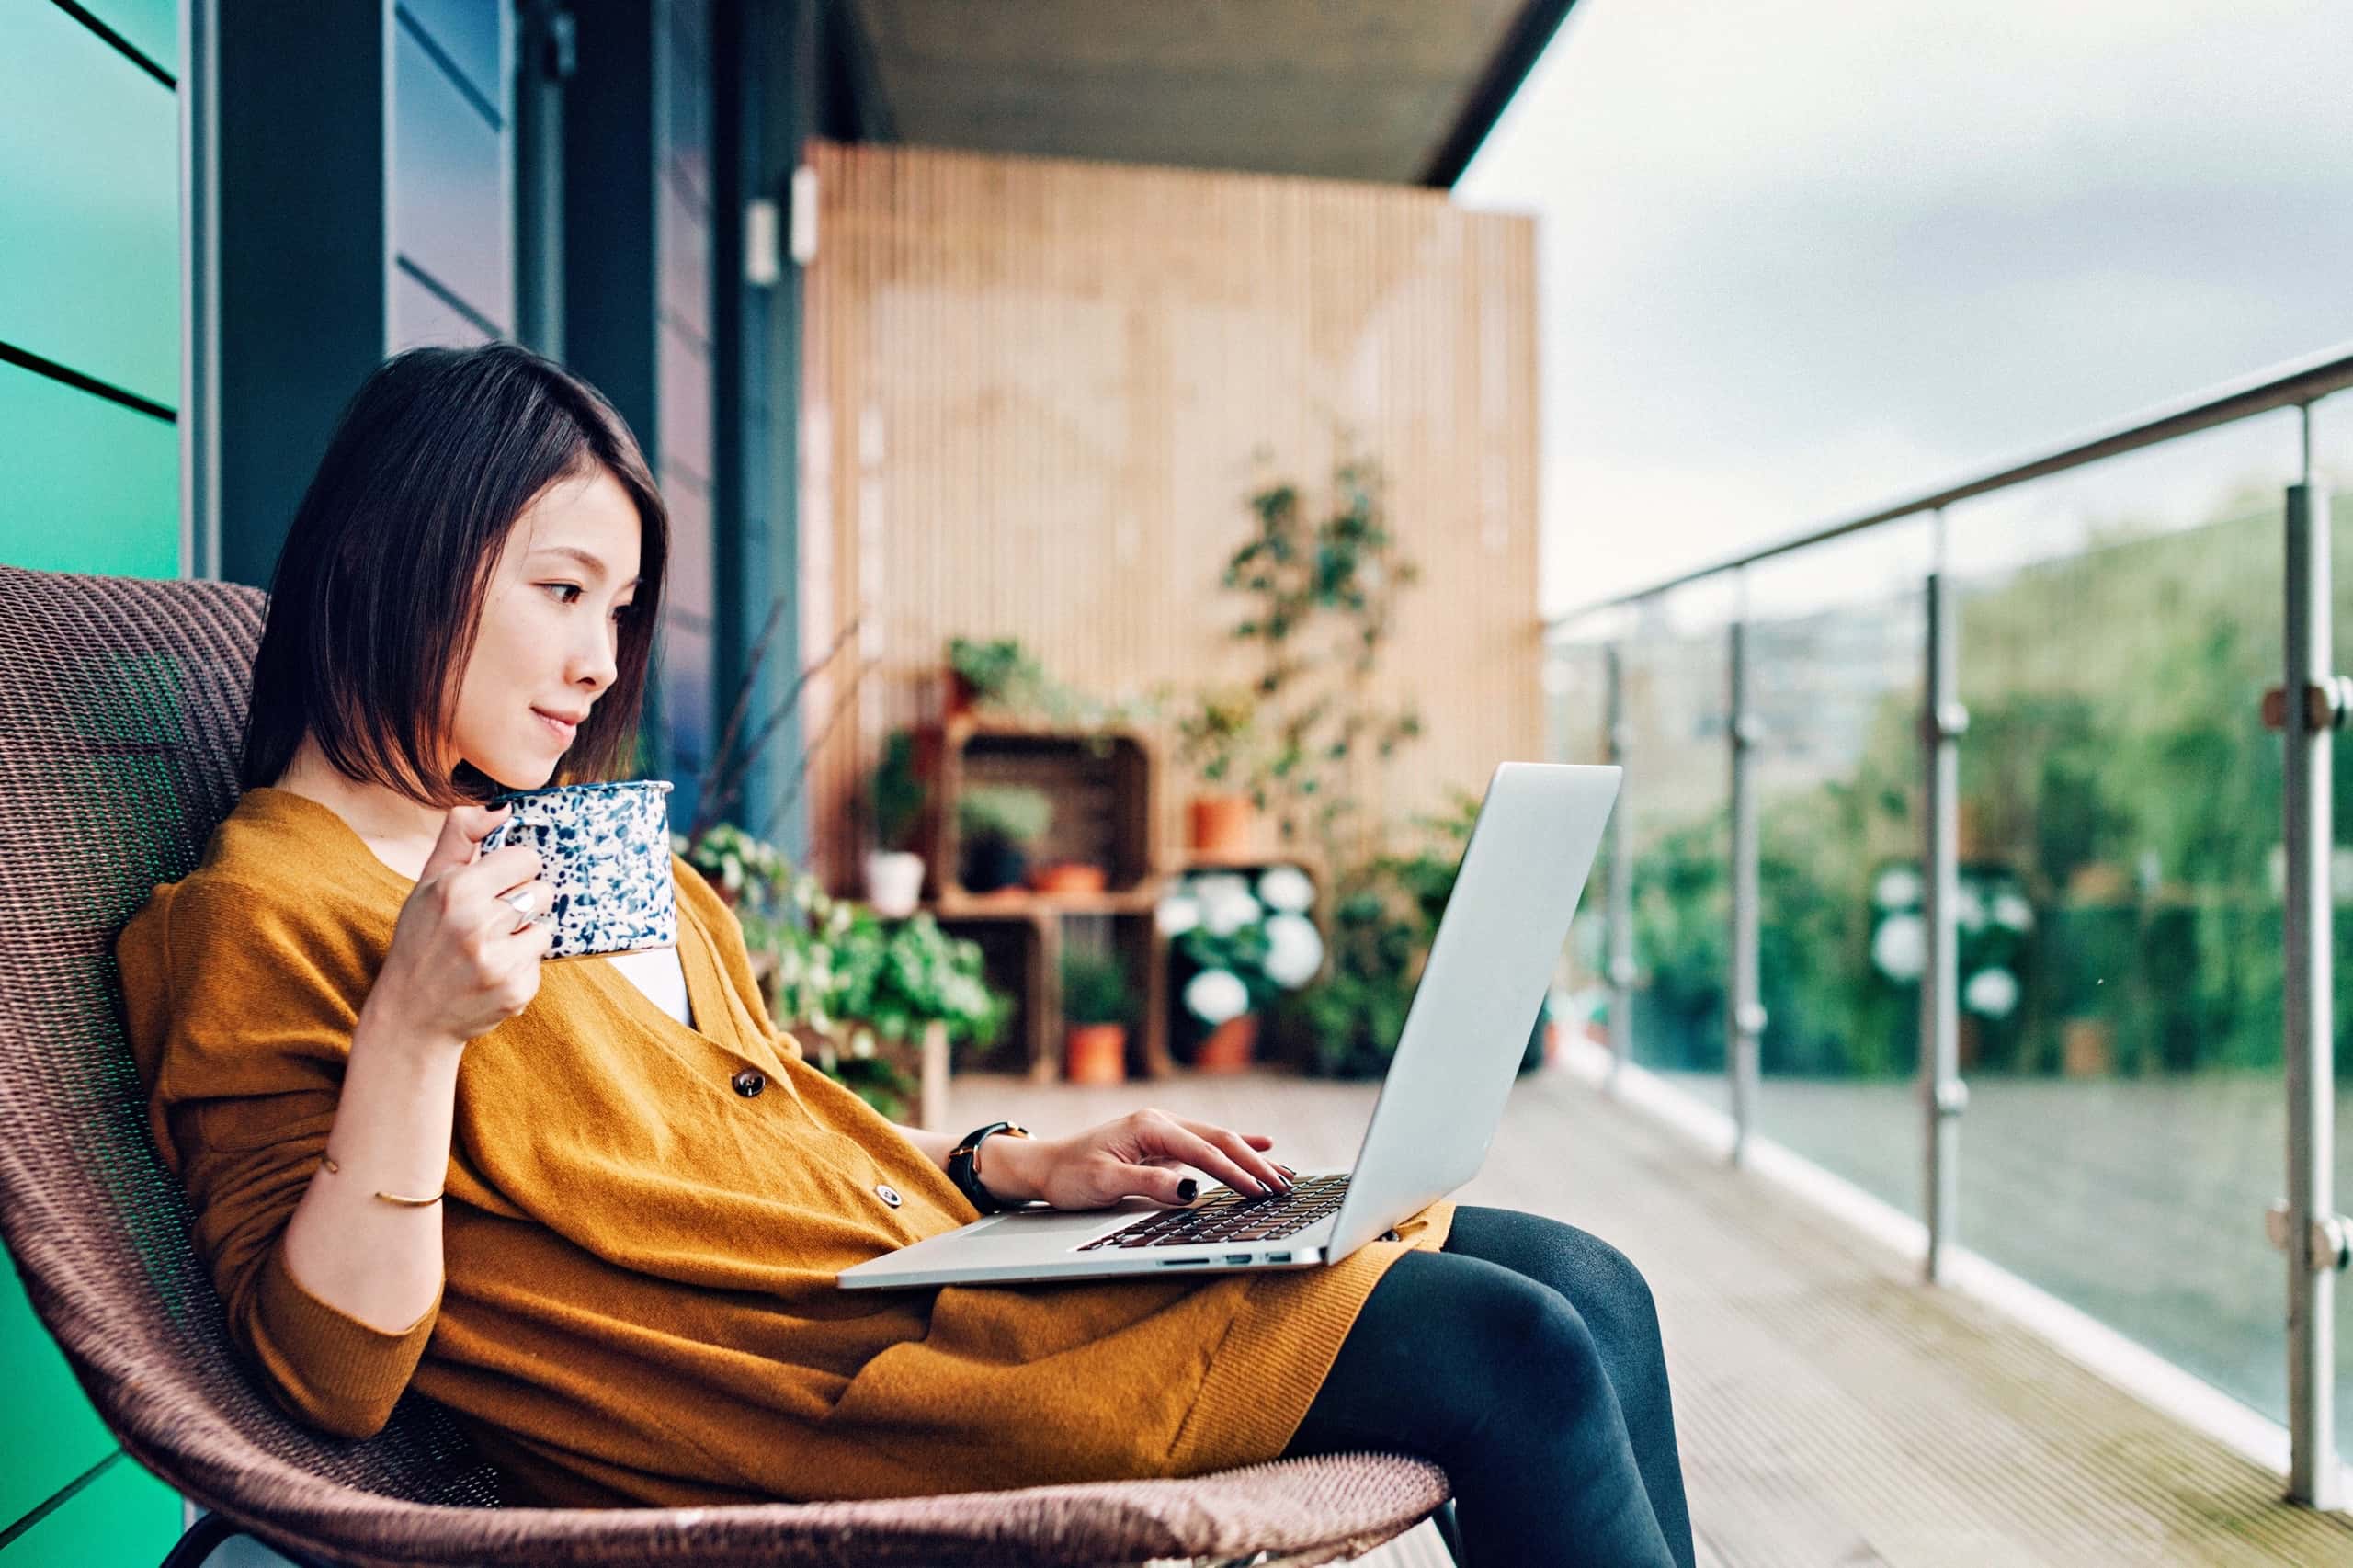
[1177,1178,1199,1202]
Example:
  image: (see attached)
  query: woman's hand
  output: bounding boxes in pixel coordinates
[364,804,556,1054]
[984,1108,1299,1210]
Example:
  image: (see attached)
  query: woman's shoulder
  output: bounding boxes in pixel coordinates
[119,790,400,997]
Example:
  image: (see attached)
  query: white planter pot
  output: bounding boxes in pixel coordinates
[864,849,926,918]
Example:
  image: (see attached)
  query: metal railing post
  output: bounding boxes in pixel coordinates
[1728,609,1763,1163]
[2277,406,2347,1506]
[1921,511,1968,1283]
[1605,642,1635,1088]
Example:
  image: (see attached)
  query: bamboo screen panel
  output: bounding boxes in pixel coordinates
[799,140,1540,887]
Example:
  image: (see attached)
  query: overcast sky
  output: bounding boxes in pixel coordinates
[1457,0,2353,619]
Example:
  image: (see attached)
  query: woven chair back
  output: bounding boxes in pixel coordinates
[0,565,502,1517]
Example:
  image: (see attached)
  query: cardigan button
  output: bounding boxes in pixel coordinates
[732,1069,767,1098]
[875,1184,903,1208]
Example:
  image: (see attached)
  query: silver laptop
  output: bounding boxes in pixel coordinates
[837,761,1620,1290]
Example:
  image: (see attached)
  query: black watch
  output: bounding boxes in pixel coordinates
[947,1121,1033,1214]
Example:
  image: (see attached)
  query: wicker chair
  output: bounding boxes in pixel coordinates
[0,564,1451,1568]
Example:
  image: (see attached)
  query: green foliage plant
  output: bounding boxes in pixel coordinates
[829,908,1011,1052]
[673,821,1010,1116]
[957,784,1053,846]
[1285,790,1480,1077]
[1061,949,1133,1028]
[1173,684,1267,792]
[948,634,1161,739]
[1206,445,1434,1074]
[1176,914,1278,1011]
[675,821,789,903]
[947,636,1046,707]
[1223,449,1424,862]
[1615,491,2348,1083]
[870,729,925,852]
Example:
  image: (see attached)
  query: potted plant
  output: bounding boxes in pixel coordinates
[947,635,1162,734]
[956,784,1053,893]
[1159,867,1324,1074]
[946,635,1046,717]
[1173,685,1265,856]
[673,822,1009,1117]
[829,908,1010,1060]
[1283,793,1476,1079]
[865,729,926,917]
[1060,949,1132,1085]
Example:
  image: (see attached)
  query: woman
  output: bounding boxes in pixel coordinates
[117,344,1694,1568]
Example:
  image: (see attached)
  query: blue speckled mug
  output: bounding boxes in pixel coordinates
[477,780,677,960]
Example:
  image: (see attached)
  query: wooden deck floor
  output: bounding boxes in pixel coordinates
[948,1064,2353,1567]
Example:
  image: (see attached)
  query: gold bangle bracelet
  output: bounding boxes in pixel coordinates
[321,1153,446,1208]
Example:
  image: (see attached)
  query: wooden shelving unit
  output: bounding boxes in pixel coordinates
[917,713,1172,1083]
[926,900,1173,1084]
[926,714,1159,902]
[929,886,1165,919]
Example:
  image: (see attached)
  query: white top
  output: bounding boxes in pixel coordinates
[606,943,693,1027]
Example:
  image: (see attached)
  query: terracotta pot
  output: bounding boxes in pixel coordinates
[1957,799,1985,859]
[2066,861,2129,903]
[1192,1012,1259,1074]
[2062,1017,2113,1078]
[946,669,980,719]
[1188,793,1255,856]
[1029,860,1107,895]
[1064,1023,1129,1085]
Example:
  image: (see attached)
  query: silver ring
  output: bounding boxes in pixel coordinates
[501,890,549,929]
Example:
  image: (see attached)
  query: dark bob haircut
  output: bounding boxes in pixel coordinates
[241,343,668,805]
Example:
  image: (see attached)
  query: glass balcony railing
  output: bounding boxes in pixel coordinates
[1746,525,1929,1211]
[1547,349,2353,1489]
[2322,385,2353,1465]
[1619,581,1736,1081]
[1946,412,2297,1429]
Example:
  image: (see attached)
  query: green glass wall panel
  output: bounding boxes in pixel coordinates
[0,0,180,406]
[78,0,180,75]
[0,6,185,1562]
[3,1457,179,1567]
[0,1263,115,1537]
[0,362,178,576]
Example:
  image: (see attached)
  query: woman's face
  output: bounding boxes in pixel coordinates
[449,465,643,790]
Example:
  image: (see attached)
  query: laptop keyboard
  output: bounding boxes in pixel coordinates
[1075,1174,1350,1252]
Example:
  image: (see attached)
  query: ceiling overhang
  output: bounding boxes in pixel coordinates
[836,0,1574,187]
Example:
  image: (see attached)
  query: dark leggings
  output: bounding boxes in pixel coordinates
[1281,1207,1696,1568]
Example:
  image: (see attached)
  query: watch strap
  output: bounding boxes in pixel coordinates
[947,1120,1031,1214]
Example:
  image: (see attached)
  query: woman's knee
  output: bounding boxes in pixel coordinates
[1564,1229,1662,1350]
[1454,1208,1662,1352]
[1443,1263,1617,1433]
[1297,1255,1614,1460]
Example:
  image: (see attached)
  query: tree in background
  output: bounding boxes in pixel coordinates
[1618,491,2353,1079]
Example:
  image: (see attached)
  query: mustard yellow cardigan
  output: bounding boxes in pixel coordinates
[115,787,1450,1506]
